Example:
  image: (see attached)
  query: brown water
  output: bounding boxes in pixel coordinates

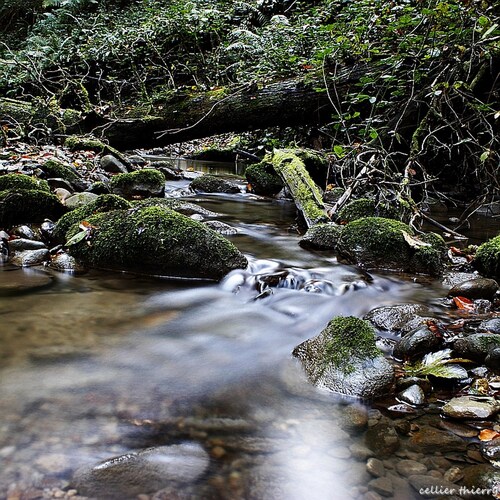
[0,189,496,499]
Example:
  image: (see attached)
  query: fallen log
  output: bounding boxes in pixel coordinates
[271,149,329,228]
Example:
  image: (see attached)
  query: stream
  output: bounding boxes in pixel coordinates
[1,182,499,499]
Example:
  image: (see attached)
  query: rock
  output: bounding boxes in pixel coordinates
[11,248,50,267]
[245,161,283,196]
[40,220,56,242]
[48,252,86,274]
[439,420,479,438]
[54,187,73,202]
[54,194,131,240]
[204,220,238,235]
[336,198,408,224]
[337,217,446,275]
[11,225,38,240]
[0,173,50,192]
[40,158,81,182]
[449,278,499,300]
[474,235,500,280]
[461,464,500,499]
[442,272,477,288]
[149,162,182,180]
[364,304,428,333]
[443,466,464,483]
[66,205,247,280]
[408,428,466,453]
[88,181,110,195]
[190,174,240,194]
[397,384,426,406]
[292,316,394,399]
[367,458,386,477]
[452,333,500,363]
[396,377,432,394]
[133,198,219,218]
[110,169,165,198]
[7,238,46,252]
[0,268,53,295]
[478,318,500,335]
[100,154,128,174]
[365,423,400,457]
[73,443,209,498]
[64,192,99,210]
[395,460,427,477]
[48,178,75,193]
[480,438,500,465]
[485,348,500,370]
[299,223,343,250]
[0,189,65,227]
[442,396,500,420]
[393,325,443,361]
[408,475,460,498]
[368,476,393,497]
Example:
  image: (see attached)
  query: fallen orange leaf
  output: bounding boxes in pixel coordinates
[453,296,474,311]
[479,429,500,441]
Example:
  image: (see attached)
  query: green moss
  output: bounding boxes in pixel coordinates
[66,206,247,280]
[299,223,343,250]
[245,161,283,196]
[41,159,80,181]
[321,316,381,374]
[475,235,500,279]
[64,135,107,152]
[88,181,110,195]
[0,173,50,192]
[294,148,328,185]
[190,174,240,194]
[109,169,165,198]
[336,198,412,223]
[0,189,65,227]
[55,194,131,239]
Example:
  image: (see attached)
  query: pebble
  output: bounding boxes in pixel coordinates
[408,427,466,453]
[443,466,463,483]
[7,239,47,252]
[11,225,38,240]
[100,154,128,174]
[366,458,386,478]
[368,476,393,497]
[10,249,50,267]
[397,384,426,406]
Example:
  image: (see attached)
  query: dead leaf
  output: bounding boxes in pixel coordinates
[453,296,474,311]
[479,429,500,441]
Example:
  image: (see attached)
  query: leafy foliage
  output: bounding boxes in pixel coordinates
[404,349,469,379]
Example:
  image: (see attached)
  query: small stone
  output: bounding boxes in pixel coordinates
[449,278,499,300]
[398,384,426,406]
[439,419,478,438]
[365,422,400,457]
[8,238,46,251]
[211,446,226,459]
[364,492,382,500]
[368,476,393,497]
[11,224,38,240]
[100,154,128,174]
[340,404,369,434]
[64,192,99,209]
[350,443,374,460]
[478,318,500,334]
[481,437,500,463]
[408,427,466,453]
[442,396,500,420]
[364,304,428,332]
[367,458,386,477]
[48,252,86,274]
[54,187,72,202]
[395,459,427,477]
[443,466,463,483]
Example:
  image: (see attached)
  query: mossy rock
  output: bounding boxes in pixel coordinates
[337,217,446,275]
[55,194,131,240]
[293,316,394,399]
[0,189,65,227]
[474,235,500,280]
[66,206,247,280]
[133,198,218,217]
[88,181,110,195]
[0,174,50,192]
[41,159,80,182]
[336,198,411,223]
[299,223,343,250]
[109,169,165,198]
[190,174,240,194]
[64,135,109,152]
[245,161,283,196]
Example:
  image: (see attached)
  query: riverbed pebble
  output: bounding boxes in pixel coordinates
[7,238,47,252]
[366,458,386,477]
[10,249,50,267]
[442,396,500,420]
[449,278,499,300]
[395,459,427,477]
[408,427,467,453]
[398,384,426,406]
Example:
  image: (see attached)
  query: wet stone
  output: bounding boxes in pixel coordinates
[365,422,400,457]
[64,192,99,209]
[461,464,500,497]
[100,154,128,174]
[449,278,499,300]
[443,466,463,483]
[438,420,478,438]
[0,269,53,295]
[11,225,38,240]
[48,252,86,274]
[7,238,47,252]
[340,404,369,434]
[10,249,50,267]
[398,384,426,406]
[396,377,432,394]
[204,220,238,235]
[442,396,500,420]
[453,333,500,363]
[350,443,375,460]
[395,459,427,477]
[363,304,428,332]
[366,458,386,477]
[478,318,500,335]
[368,476,393,497]
[480,438,500,464]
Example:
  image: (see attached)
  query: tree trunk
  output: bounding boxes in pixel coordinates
[96,64,369,149]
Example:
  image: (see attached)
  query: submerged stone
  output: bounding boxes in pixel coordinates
[299,223,342,250]
[66,205,247,280]
[0,268,53,295]
[293,316,394,399]
[73,443,209,499]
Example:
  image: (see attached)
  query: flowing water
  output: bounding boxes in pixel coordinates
[0,183,498,499]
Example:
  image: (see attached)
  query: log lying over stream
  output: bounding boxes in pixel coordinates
[271,149,329,228]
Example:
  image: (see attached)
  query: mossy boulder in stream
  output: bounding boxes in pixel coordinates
[299,223,342,250]
[474,235,500,280]
[337,217,446,275]
[54,194,131,240]
[110,169,165,198]
[66,205,247,280]
[189,174,240,194]
[0,189,65,227]
[245,161,283,196]
[336,198,411,223]
[293,316,394,399]
[0,173,50,192]
[40,159,81,182]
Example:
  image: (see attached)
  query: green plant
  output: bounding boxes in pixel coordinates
[404,349,469,379]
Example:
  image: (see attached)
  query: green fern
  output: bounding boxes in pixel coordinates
[404,349,470,380]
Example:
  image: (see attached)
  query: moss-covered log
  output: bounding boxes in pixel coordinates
[271,149,328,228]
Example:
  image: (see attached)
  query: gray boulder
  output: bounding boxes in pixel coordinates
[448,277,499,300]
